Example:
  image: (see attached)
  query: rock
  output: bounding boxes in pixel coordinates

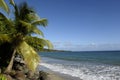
[1,54,52,80]
[38,71,49,80]
[13,54,25,71]
[14,64,23,71]
[14,71,26,80]
[9,70,16,77]
[26,70,34,79]
[5,74,13,80]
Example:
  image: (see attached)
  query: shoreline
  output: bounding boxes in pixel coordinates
[46,71,81,80]
[39,65,81,80]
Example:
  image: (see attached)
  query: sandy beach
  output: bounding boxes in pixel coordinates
[47,72,64,80]
[46,71,81,80]
[39,66,81,80]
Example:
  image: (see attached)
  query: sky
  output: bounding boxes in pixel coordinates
[2,0,120,51]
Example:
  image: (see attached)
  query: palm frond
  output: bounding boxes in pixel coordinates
[44,40,53,49]
[19,2,35,21]
[19,20,31,27]
[25,36,53,50]
[27,13,40,21]
[16,41,40,71]
[25,36,44,51]
[0,12,15,34]
[0,12,9,23]
[32,19,48,27]
[13,4,19,21]
[0,12,15,27]
[0,34,11,44]
[0,0,9,13]
[10,0,15,6]
[32,26,44,37]
[19,20,44,37]
[0,12,14,26]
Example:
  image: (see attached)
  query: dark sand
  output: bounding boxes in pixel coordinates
[47,71,81,80]
[39,66,81,80]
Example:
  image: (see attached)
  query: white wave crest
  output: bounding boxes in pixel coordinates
[40,62,120,80]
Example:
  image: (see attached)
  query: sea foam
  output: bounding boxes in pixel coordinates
[40,61,120,80]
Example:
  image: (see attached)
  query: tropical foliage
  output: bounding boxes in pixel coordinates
[0,0,53,73]
[0,0,9,13]
[0,74,7,80]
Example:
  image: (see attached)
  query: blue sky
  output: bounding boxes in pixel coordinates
[3,0,120,51]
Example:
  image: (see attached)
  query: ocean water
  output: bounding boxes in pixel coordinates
[39,51,120,80]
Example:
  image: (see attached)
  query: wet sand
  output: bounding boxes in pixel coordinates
[47,71,81,80]
[39,66,81,80]
[47,72,64,80]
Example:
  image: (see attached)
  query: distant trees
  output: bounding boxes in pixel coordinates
[0,0,53,73]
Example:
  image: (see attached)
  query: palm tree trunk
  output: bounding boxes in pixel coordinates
[4,49,16,73]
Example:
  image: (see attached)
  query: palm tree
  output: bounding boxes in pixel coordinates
[0,1,53,73]
[0,0,15,13]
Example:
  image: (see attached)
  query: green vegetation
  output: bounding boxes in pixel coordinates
[0,0,53,75]
[0,74,7,80]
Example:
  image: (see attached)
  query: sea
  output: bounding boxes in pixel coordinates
[39,51,120,80]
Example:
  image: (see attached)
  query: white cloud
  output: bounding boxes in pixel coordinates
[52,42,120,51]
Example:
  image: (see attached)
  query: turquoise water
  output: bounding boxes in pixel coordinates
[39,51,120,66]
[39,51,120,80]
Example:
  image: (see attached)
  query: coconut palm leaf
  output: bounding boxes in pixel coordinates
[44,40,53,49]
[27,13,40,22]
[0,0,9,13]
[41,39,53,49]
[10,0,15,6]
[0,12,14,27]
[0,13,14,27]
[0,12,15,34]
[32,19,48,27]
[16,41,40,71]
[0,12,9,23]
[18,2,35,21]
[32,27,44,37]
[25,36,53,50]
[0,34,11,44]
[25,36,44,50]
[19,20,44,37]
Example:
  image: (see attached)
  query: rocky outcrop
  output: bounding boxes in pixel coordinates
[0,54,49,80]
